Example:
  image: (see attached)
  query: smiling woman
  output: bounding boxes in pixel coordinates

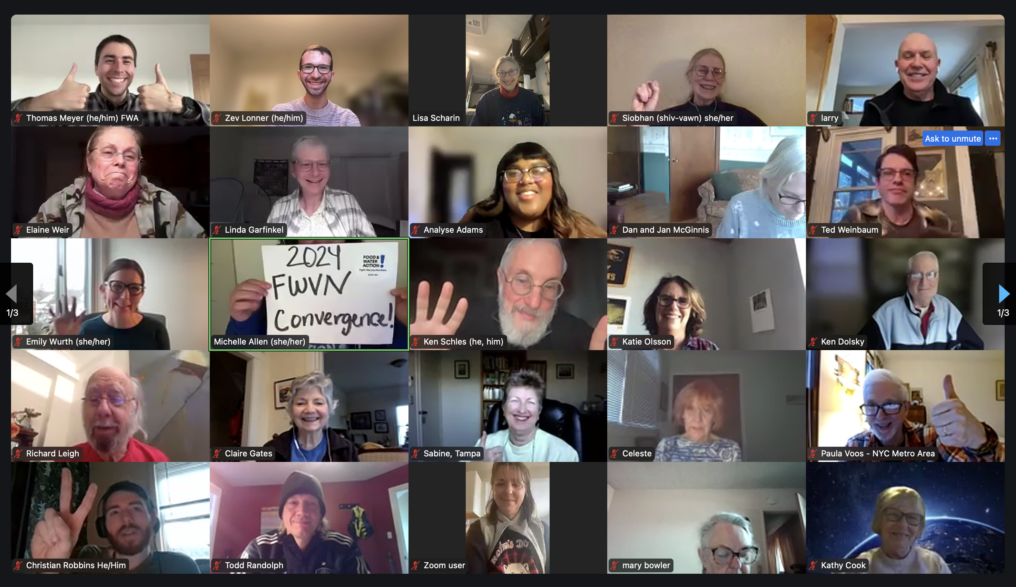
[263,372,360,462]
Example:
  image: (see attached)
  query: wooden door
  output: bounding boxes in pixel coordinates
[607,126,640,186]
[190,54,211,105]
[805,15,835,113]
[668,127,717,222]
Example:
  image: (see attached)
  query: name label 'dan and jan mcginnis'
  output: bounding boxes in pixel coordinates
[806,447,939,461]
[211,111,306,125]
[607,223,712,237]
[12,447,84,461]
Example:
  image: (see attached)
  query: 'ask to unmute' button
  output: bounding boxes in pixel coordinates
[608,559,674,572]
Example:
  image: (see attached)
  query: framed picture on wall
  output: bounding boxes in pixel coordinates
[350,412,372,430]
[608,243,633,287]
[274,378,294,410]
[454,360,470,379]
[905,127,944,149]
[556,364,574,379]
[997,380,1005,401]
[375,422,389,434]
[914,149,948,201]
[607,296,631,334]
[374,409,387,422]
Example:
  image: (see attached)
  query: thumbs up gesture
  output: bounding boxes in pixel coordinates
[38,64,90,111]
[480,432,503,462]
[138,64,183,113]
[930,375,987,449]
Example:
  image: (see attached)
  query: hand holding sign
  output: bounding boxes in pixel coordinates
[138,64,183,113]
[263,242,399,345]
[391,287,409,326]
[930,375,987,449]
[480,432,504,462]
[411,281,468,336]
[230,279,272,322]
[31,467,98,560]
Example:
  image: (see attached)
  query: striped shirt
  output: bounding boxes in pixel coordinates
[653,436,742,462]
[271,99,361,127]
[11,88,209,126]
[846,419,1004,462]
[267,188,376,237]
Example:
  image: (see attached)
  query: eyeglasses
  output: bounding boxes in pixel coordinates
[694,67,725,80]
[706,546,759,566]
[105,281,145,296]
[503,166,551,183]
[658,295,691,308]
[861,403,903,416]
[82,393,134,407]
[497,69,519,78]
[505,273,564,301]
[883,508,923,526]
[907,271,938,281]
[294,161,330,172]
[301,64,332,74]
[778,192,806,205]
[91,148,141,164]
[877,168,916,181]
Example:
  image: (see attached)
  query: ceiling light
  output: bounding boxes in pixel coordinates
[468,50,479,56]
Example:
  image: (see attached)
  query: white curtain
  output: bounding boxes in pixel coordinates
[996,153,1005,214]
[977,45,1005,126]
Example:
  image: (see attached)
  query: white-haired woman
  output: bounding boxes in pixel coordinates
[471,56,549,127]
[631,48,766,126]
[716,136,807,238]
[697,512,758,574]
[857,487,950,573]
[265,136,376,237]
[466,462,549,573]
[264,372,359,462]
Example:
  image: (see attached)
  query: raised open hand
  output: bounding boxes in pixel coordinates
[411,281,468,336]
[48,295,87,335]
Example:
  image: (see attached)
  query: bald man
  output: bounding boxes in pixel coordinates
[860,33,984,127]
[71,366,169,462]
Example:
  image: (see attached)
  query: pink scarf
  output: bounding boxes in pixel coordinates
[84,177,140,218]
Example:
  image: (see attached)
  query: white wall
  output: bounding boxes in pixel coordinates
[440,127,609,229]
[11,23,209,102]
[662,352,806,462]
[607,15,807,125]
[730,239,805,351]
[345,386,407,443]
[104,239,208,349]
[607,484,614,511]
[608,487,804,574]
[438,351,482,447]
[245,351,321,444]
[407,127,451,225]
[881,351,1005,439]
[607,239,733,347]
[526,350,595,408]
[817,350,867,446]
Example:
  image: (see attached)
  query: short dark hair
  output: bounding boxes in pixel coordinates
[643,275,707,338]
[95,35,137,67]
[504,370,546,408]
[300,45,333,68]
[875,144,919,176]
[103,259,145,284]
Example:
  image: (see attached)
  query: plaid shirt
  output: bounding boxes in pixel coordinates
[12,88,209,126]
[267,188,376,237]
[682,337,720,350]
[846,419,1004,462]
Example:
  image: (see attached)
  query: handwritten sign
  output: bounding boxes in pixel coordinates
[262,242,399,345]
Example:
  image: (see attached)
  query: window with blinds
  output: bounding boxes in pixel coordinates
[155,462,210,560]
[607,350,661,429]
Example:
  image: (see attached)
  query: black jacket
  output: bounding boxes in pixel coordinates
[662,100,766,126]
[264,428,360,462]
[860,79,984,126]
[240,530,370,574]
[470,87,549,126]
[456,296,594,349]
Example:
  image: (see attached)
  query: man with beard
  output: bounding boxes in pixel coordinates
[272,45,361,126]
[30,467,198,573]
[860,33,983,126]
[411,239,608,350]
[71,366,169,462]
[239,471,370,574]
[12,35,209,126]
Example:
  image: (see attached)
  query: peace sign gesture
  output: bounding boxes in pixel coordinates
[31,467,99,560]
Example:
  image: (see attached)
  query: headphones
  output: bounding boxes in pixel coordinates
[95,481,161,539]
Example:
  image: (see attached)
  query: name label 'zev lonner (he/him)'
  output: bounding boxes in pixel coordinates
[211,111,306,125]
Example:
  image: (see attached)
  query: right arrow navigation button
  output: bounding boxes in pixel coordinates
[1000,285,1009,304]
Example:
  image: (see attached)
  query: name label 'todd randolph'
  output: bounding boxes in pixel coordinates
[261,242,400,346]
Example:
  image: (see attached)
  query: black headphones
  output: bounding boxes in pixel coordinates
[95,481,161,539]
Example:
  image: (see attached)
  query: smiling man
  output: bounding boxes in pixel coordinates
[860,33,983,126]
[846,369,1003,461]
[272,45,360,127]
[239,471,370,574]
[72,366,169,462]
[12,35,209,126]
[858,250,982,349]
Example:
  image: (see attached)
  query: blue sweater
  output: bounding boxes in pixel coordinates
[79,315,170,350]
[716,189,805,238]
[226,299,407,349]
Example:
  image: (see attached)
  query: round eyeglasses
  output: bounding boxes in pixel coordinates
[105,281,145,296]
[91,148,141,164]
[505,273,564,301]
[503,167,551,183]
